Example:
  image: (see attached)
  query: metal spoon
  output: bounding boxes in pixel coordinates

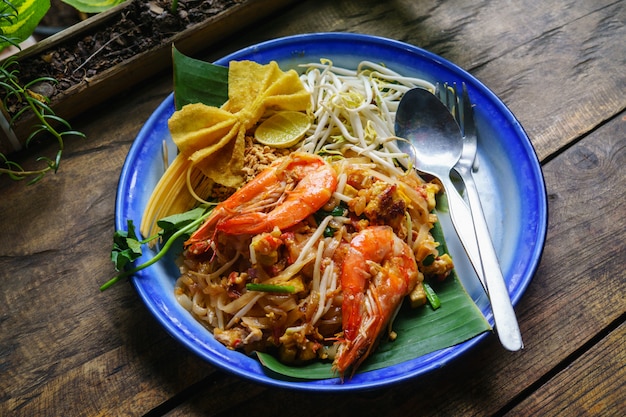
[395,87,523,351]
[395,88,484,284]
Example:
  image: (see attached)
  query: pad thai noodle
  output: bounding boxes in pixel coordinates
[147,59,455,378]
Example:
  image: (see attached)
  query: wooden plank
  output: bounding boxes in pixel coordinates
[506,321,625,416]
[2,334,217,416]
[197,0,619,67]
[509,323,626,417]
[472,1,626,162]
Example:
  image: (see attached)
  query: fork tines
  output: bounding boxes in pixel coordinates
[435,82,461,130]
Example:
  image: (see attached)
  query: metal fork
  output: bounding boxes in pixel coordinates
[437,83,479,171]
[435,83,486,291]
[445,82,523,351]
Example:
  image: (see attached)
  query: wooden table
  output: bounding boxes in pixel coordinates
[1,0,624,415]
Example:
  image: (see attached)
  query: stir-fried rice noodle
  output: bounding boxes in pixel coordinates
[173,60,453,370]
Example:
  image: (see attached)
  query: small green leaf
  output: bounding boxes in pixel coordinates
[246,283,296,293]
[11,105,31,123]
[60,0,125,14]
[25,127,47,144]
[24,76,57,89]
[156,205,210,242]
[26,172,44,184]
[30,98,53,113]
[422,254,435,266]
[111,219,143,271]
[43,114,72,129]
[172,46,229,110]
[430,219,449,255]
[60,130,87,138]
[423,282,441,310]
[0,0,49,50]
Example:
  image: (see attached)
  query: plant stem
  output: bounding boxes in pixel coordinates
[0,58,85,184]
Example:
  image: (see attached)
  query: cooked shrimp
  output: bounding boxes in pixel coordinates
[185,152,338,254]
[334,226,419,378]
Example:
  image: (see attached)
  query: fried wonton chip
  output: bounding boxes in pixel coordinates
[169,104,244,188]
[169,104,237,155]
[168,60,311,188]
[225,60,311,125]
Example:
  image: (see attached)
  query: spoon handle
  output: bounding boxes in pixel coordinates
[440,176,487,291]
[456,170,524,351]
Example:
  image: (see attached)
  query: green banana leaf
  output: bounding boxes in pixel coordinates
[172,45,229,110]
[170,48,491,380]
[0,0,49,49]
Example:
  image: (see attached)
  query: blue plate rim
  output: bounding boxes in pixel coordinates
[115,32,548,391]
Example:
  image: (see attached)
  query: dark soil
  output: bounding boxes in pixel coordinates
[5,0,239,110]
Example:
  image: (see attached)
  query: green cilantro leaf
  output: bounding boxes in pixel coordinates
[157,206,209,242]
[102,205,213,291]
[111,219,143,271]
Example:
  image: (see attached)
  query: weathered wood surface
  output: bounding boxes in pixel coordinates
[1,0,624,416]
[509,321,625,416]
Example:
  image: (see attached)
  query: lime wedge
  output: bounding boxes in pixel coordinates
[254,111,311,148]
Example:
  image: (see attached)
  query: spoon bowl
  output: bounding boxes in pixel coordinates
[395,88,463,178]
[395,88,483,290]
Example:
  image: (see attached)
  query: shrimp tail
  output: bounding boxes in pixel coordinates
[333,286,400,379]
[334,303,387,379]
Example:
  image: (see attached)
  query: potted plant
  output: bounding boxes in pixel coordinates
[0,0,297,184]
[0,0,125,183]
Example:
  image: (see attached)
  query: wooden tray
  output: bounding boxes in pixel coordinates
[0,0,297,154]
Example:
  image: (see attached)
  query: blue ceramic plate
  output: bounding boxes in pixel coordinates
[116,33,547,391]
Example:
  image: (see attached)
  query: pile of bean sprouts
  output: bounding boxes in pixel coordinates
[299,59,434,166]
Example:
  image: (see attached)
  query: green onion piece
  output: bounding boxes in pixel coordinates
[314,203,347,223]
[423,282,441,310]
[246,283,296,293]
[329,205,347,216]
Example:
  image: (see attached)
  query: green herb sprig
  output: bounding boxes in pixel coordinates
[0,57,85,184]
[313,203,347,237]
[0,0,19,48]
[101,205,213,291]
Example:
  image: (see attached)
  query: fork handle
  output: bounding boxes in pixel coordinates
[440,176,487,291]
[458,168,524,351]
